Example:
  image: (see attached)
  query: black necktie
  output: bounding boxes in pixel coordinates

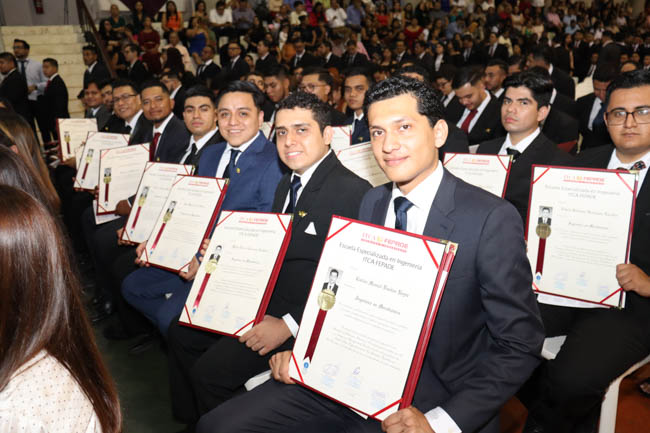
[18,60,26,76]
[592,103,606,128]
[185,142,199,167]
[222,149,240,178]
[125,124,132,134]
[198,65,204,75]
[284,174,302,213]
[394,196,414,231]
[506,147,521,161]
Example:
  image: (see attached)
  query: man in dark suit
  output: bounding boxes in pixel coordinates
[528,45,575,100]
[460,35,484,66]
[82,45,111,88]
[341,40,370,68]
[576,65,616,150]
[121,81,284,343]
[394,40,414,65]
[37,57,69,143]
[317,40,343,70]
[572,31,591,81]
[484,59,508,100]
[343,67,371,144]
[598,31,622,69]
[414,40,434,72]
[537,207,552,225]
[484,32,509,61]
[522,69,650,433]
[255,39,278,75]
[289,39,320,71]
[299,67,348,126]
[0,52,30,121]
[195,45,221,88]
[478,70,573,222]
[170,90,371,430]
[83,80,111,131]
[452,66,505,145]
[436,65,465,123]
[541,105,579,151]
[201,76,544,433]
[220,42,250,82]
[160,71,186,120]
[123,43,149,87]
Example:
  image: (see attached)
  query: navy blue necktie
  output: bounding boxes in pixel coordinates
[285,175,302,213]
[222,149,240,178]
[394,196,414,231]
[593,103,607,128]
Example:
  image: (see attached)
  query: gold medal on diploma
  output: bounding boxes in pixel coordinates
[64,131,71,155]
[317,288,336,311]
[536,223,551,239]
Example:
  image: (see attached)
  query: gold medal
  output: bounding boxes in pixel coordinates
[536,223,551,239]
[317,289,336,311]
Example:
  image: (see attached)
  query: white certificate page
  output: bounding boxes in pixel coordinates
[121,162,194,244]
[289,216,451,420]
[443,153,512,197]
[141,176,228,272]
[179,212,293,336]
[73,133,130,190]
[97,144,150,214]
[527,166,637,307]
[57,118,97,161]
[330,125,352,151]
[336,143,389,187]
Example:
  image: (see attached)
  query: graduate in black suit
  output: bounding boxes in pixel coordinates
[82,45,111,88]
[341,40,370,68]
[299,67,348,126]
[484,32,509,61]
[343,68,371,144]
[317,40,343,70]
[478,70,573,222]
[528,45,575,100]
[484,59,508,101]
[460,35,484,66]
[123,43,149,87]
[394,40,415,66]
[220,42,250,82]
[576,66,616,150]
[195,46,221,88]
[201,76,544,433]
[255,39,279,75]
[160,70,186,120]
[37,58,69,142]
[0,52,30,121]
[414,40,434,71]
[523,69,650,433]
[289,39,320,71]
[167,92,371,428]
[598,31,622,69]
[452,66,505,146]
[83,81,112,131]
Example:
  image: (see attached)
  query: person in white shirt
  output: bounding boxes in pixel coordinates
[209,0,235,42]
[164,31,195,73]
[325,0,350,38]
[12,38,46,131]
[0,185,121,433]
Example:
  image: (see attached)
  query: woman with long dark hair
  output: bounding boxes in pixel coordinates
[0,185,121,432]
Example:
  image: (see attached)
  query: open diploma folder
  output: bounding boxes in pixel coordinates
[526,165,637,308]
[121,162,195,244]
[179,211,293,336]
[289,216,457,421]
[73,132,130,190]
[443,152,512,198]
[96,144,150,215]
[56,118,97,162]
[139,176,228,273]
[335,143,389,187]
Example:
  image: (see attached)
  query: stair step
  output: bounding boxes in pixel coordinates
[0,26,82,36]
[2,33,85,46]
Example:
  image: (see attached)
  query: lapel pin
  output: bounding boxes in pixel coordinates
[298,211,307,218]
[236,168,241,173]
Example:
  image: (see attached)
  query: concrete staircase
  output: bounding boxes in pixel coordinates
[0,25,88,118]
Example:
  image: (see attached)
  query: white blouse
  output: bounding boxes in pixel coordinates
[0,351,102,433]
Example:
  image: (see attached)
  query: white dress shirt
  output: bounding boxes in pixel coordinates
[497,128,541,155]
[588,97,603,130]
[170,84,182,100]
[607,148,650,189]
[351,112,364,134]
[125,109,143,131]
[456,91,491,133]
[215,131,259,177]
[443,90,456,107]
[19,57,47,100]
[180,127,219,163]
[493,87,504,98]
[152,112,175,137]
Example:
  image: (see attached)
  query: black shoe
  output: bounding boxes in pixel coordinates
[522,415,545,433]
[90,301,114,323]
[128,332,158,355]
[103,323,134,340]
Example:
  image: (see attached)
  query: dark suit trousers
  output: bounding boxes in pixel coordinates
[196,378,381,433]
[525,303,650,433]
[167,319,290,424]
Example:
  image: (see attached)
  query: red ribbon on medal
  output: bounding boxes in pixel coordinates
[131,206,142,229]
[192,272,212,315]
[536,237,546,274]
[81,163,90,181]
[150,222,167,251]
[104,183,110,203]
[303,308,327,364]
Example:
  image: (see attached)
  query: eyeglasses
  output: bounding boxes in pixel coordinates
[606,108,650,125]
[298,83,326,92]
[113,94,137,103]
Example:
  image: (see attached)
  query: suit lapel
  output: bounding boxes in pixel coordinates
[371,184,393,226]
[423,169,456,240]
[235,132,267,175]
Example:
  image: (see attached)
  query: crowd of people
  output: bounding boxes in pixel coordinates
[1,0,650,432]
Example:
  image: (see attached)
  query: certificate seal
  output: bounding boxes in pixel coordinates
[536,223,551,239]
[317,289,336,311]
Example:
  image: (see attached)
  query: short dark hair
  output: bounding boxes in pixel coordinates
[529,45,553,66]
[161,70,181,81]
[112,79,139,94]
[507,55,526,70]
[140,80,170,96]
[346,40,357,47]
[344,67,372,87]
[397,64,431,83]
[13,39,29,50]
[605,69,650,108]
[364,76,444,128]
[435,64,457,82]
[84,79,101,90]
[593,64,618,82]
[246,70,265,79]
[99,79,114,90]
[502,70,553,108]
[264,65,290,80]
[43,58,58,68]
[319,40,332,50]
[124,43,140,53]
[486,58,508,74]
[302,67,333,87]
[216,80,266,111]
[277,91,331,131]
[82,45,98,55]
[0,52,16,66]
[619,60,640,72]
[184,85,216,107]
[452,66,485,89]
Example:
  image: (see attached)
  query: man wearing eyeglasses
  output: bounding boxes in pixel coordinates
[106,79,152,145]
[299,67,348,126]
[522,69,650,433]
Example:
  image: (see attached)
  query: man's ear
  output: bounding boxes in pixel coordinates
[537,105,550,123]
[258,109,265,126]
[433,119,448,149]
[323,125,334,146]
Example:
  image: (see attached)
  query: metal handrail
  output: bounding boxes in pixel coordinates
[75,0,117,78]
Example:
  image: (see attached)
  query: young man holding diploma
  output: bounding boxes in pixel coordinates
[167,91,371,431]
[522,70,650,433]
[199,77,544,433]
